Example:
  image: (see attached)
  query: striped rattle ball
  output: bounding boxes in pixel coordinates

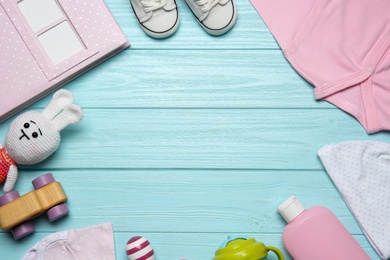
[126,236,155,260]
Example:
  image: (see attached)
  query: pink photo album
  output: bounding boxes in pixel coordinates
[0,0,130,122]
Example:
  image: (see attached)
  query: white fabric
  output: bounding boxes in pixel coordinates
[22,223,115,260]
[318,140,390,260]
[3,165,18,193]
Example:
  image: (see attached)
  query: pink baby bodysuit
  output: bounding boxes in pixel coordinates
[250,0,390,133]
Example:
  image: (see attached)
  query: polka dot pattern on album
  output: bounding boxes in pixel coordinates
[0,0,128,119]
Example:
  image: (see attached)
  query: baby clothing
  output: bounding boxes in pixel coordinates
[22,223,116,260]
[250,0,390,133]
[318,141,390,259]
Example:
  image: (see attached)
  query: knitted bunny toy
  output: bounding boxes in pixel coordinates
[0,89,83,193]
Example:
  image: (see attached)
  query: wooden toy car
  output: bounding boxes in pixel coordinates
[0,173,68,239]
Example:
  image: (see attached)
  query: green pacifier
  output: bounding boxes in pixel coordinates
[213,236,284,260]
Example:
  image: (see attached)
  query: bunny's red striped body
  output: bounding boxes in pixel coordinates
[0,148,15,184]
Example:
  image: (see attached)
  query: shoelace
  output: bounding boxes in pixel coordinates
[140,0,167,12]
[194,0,221,13]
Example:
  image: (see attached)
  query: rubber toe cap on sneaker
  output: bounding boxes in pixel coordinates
[142,9,179,38]
[201,1,236,35]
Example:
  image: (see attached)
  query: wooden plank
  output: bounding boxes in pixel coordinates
[21,50,322,110]
[1,109,388,170]
[8,170,373,235]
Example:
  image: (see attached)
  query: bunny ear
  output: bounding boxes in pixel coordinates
[51,104,83,131]
[42,89,74,120]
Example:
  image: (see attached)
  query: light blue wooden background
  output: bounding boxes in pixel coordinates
[1,0,388,259]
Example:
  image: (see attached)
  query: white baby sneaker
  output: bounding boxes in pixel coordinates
[184,0,237,36]
[129,0,180,38]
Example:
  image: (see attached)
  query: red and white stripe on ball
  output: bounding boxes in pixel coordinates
[126,236,155,260]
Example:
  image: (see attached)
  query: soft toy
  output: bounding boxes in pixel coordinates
[0,89,83,192]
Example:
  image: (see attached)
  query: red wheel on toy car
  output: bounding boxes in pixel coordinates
[32,173,55,189]
[0,190,35,240]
